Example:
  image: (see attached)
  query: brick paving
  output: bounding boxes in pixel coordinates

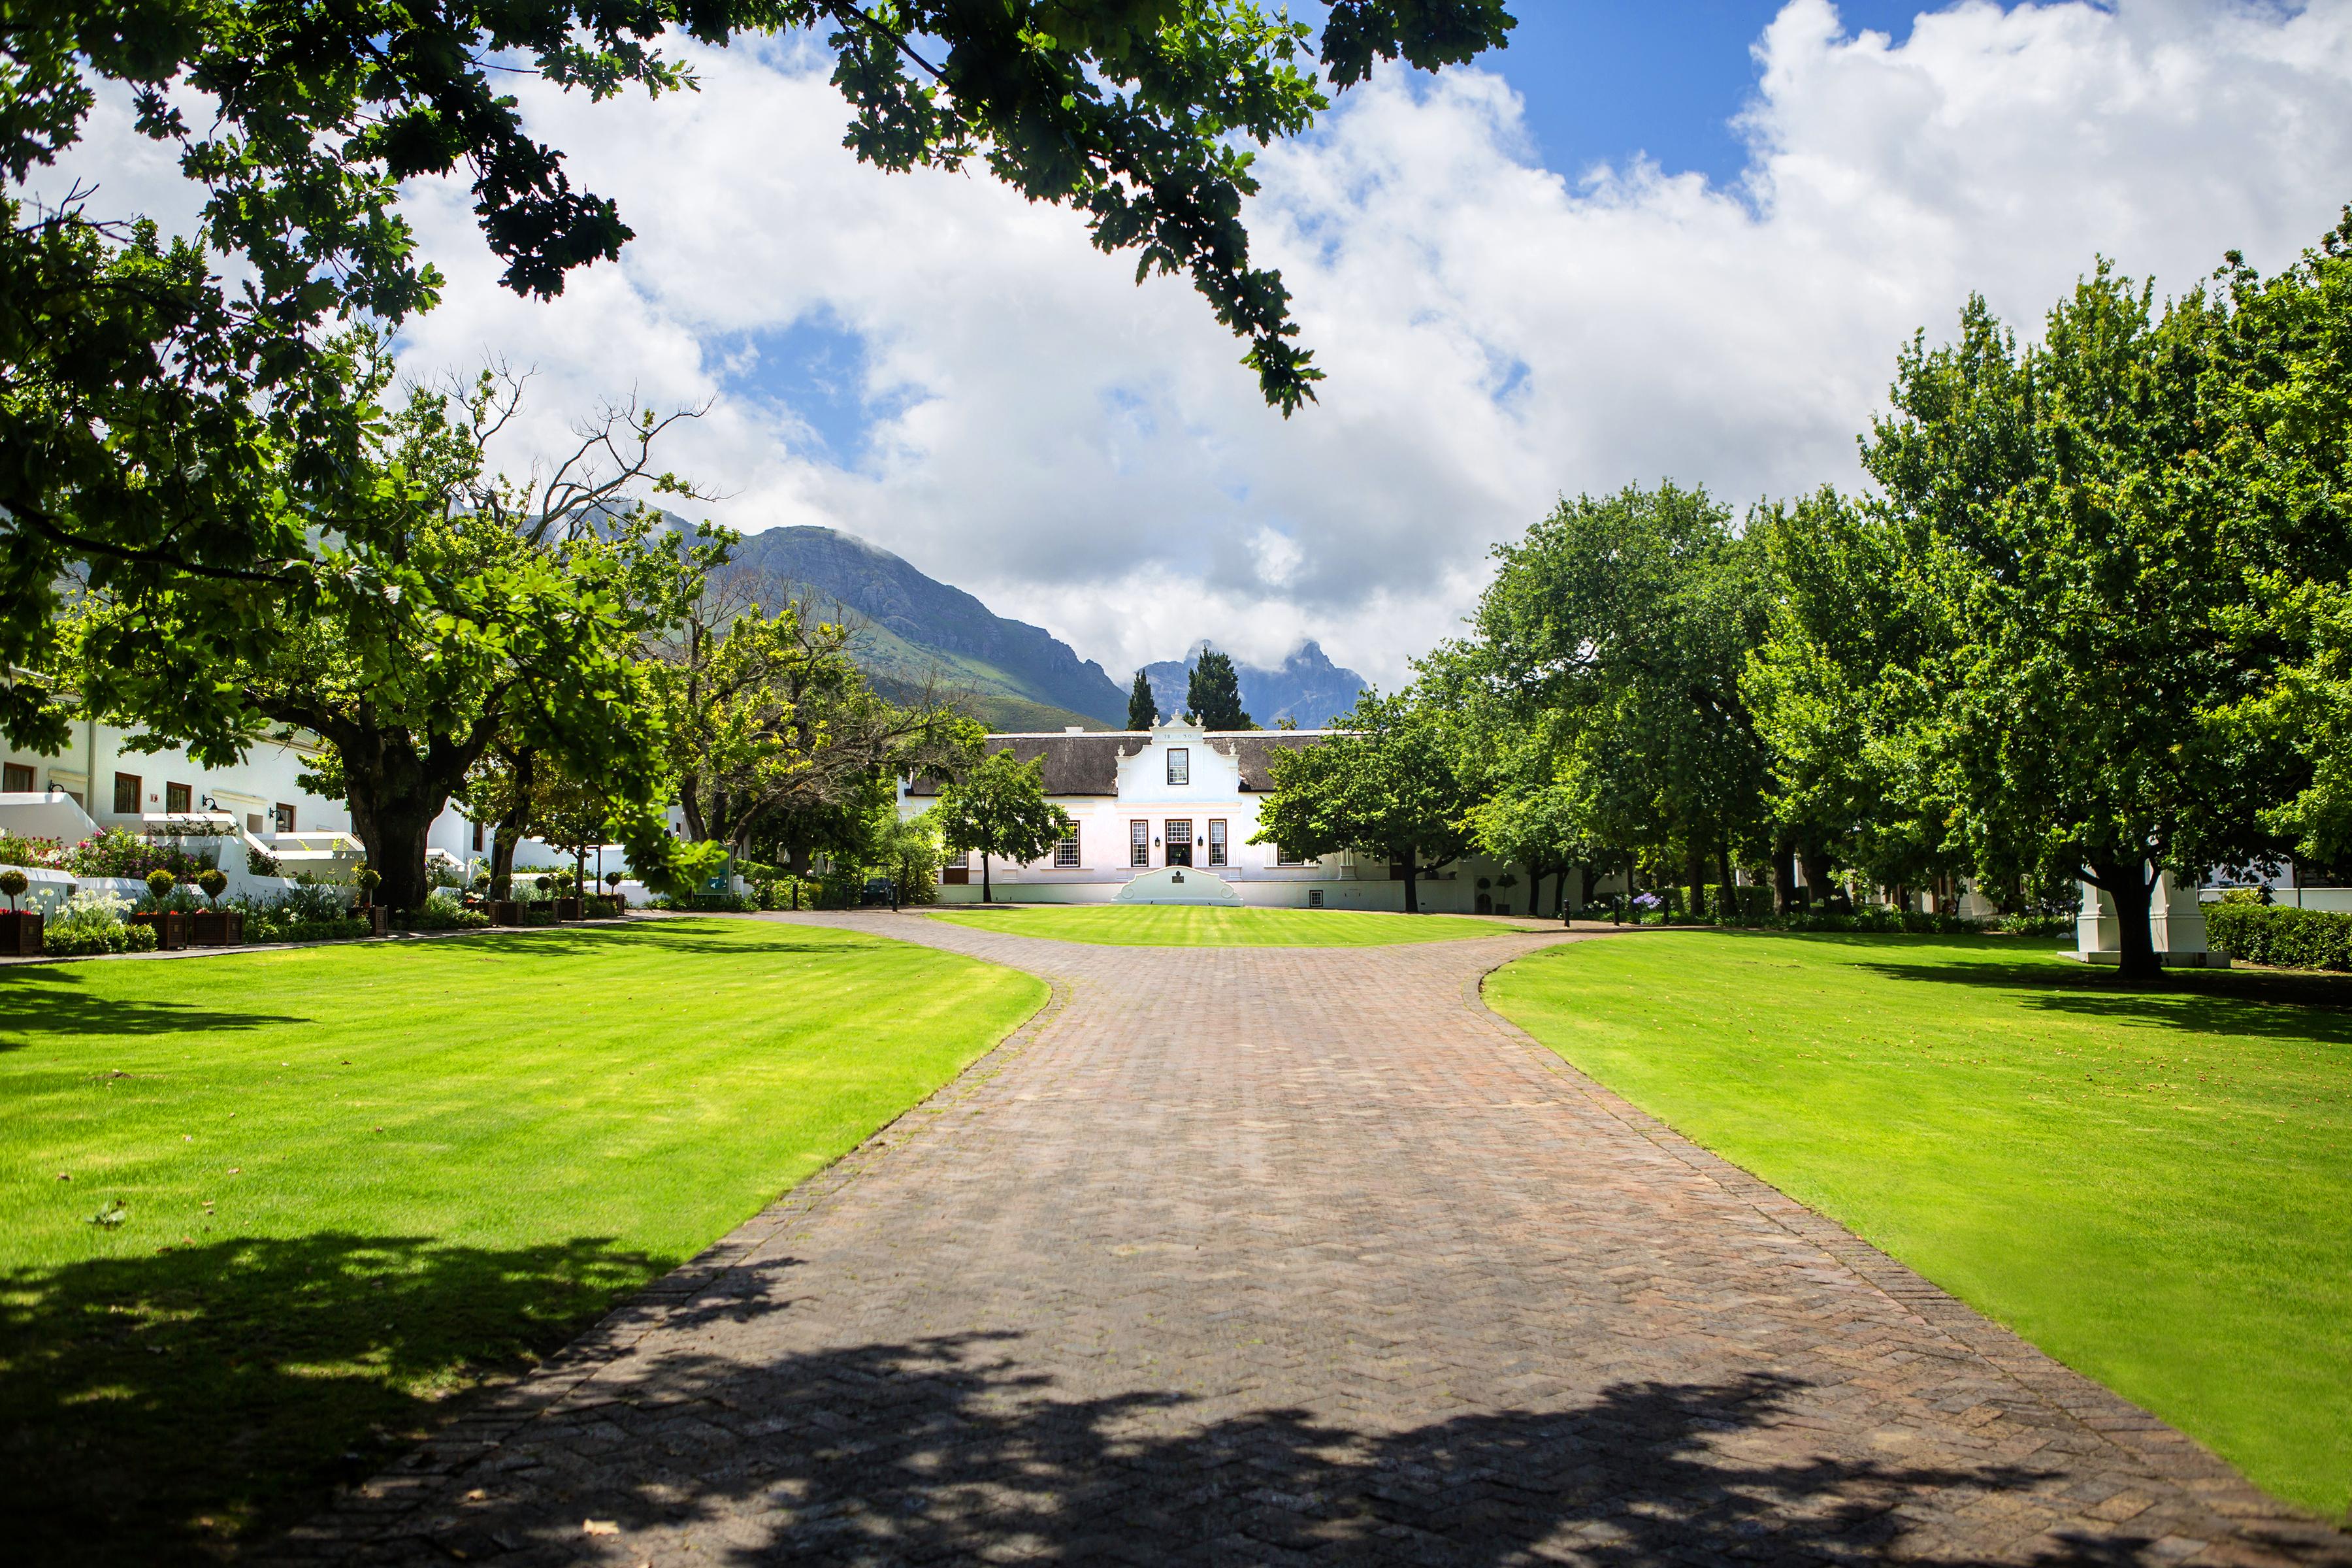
[272,913,2347,1567]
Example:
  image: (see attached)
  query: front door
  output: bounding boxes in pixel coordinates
[1165,820,1193,867]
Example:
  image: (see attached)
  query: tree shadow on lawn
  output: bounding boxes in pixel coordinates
[1850,954,2352,1041]
[0,966,310,1050]
[447,924,874,960]
[382,1331,2274,1568]
[0,1230,664,1565]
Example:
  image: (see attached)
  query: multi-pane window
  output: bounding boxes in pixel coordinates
[1166,747,1189,785]
[1165,820,1192,862]
[114,772,142,814]
[1,762,34,792]
[1054,830,1081,868]
[1276,843,1311,866]
[165,781,193,814]
[274,802,296,833]
[1207,819,1228,866]
[1130,820,1150,867]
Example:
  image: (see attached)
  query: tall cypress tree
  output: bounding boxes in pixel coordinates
[1127,669,1159,730]
[1188,648,1252,730]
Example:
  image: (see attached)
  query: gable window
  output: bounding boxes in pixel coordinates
[165,781,193,814]
[1054,829,1081,868]
[1207,819,1228,866]
[2,762,33,792]
[113,772,142,815]
[1130,820,1150,867]
[1166,747,1189,786]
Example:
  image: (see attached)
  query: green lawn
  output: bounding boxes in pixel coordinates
[0,919,1045,1564]
[1486,931,2351,1517]
[927,904,1526,945]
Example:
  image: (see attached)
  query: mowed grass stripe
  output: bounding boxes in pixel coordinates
[928,903,1523,946]
[1486,930,2352,1518]
[0,917,1047,1564]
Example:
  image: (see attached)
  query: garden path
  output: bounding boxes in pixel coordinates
[274,913,2347,1567]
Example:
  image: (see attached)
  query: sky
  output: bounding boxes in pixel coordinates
[51,1,2352,685]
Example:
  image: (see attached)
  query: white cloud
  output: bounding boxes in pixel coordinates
[48,3,2352,685]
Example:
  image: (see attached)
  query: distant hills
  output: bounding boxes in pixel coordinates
[723,526,1128,730]
[1142,642,1367,730]
[715,524,1368,734]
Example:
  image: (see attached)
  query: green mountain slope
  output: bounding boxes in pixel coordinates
[724,526,1125,731]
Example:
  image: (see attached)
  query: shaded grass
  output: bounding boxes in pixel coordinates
[926,904,1524,946]
[0,919,1046,1563]
[1485,931,2352,1518]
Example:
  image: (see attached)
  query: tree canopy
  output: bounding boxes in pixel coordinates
[0,1,1517,751]
[1250,688,1475,913]
[934,749,1073,904]
[1186,647,1251,730]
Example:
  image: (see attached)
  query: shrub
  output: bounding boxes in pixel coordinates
[0,832,65,869]
[246,844,283,876]
[43,887,160,955]
[416,888,492,931]
[64,826,214,881]
[2205,903,2352,972]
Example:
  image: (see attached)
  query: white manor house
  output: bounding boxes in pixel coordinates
[901,719,1546,915]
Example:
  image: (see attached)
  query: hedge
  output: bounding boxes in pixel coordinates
[2204,902,2352,972]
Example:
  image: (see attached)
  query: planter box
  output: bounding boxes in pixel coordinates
[551,897,584,922]
[130,910,190,951]
[0,910,42,956]
[485,900,521,926]
[584,895,623,919]
[189,909,245,947]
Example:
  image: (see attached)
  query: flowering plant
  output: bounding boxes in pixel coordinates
[0,832,67,869]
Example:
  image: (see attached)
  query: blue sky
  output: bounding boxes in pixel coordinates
[1490,1,1931,182]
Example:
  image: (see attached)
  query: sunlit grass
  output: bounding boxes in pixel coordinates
[0,918,1046,1563]
[1487,930,2352,1516]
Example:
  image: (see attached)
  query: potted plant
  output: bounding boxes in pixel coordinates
[130,870,190,950]
[0,868,41,956]
[548,871,583,923]
[190,867,243,947]
[593,869,626,918]
[353,868,387,936]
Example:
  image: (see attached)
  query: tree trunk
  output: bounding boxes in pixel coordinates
[2090,858,2161,982]
[1798,841,1842,911]
[1773,834,1799,915]
[1684,841,1707,923]
[353,795,438,913]
[1716,841,1735,921]
[1401,846,1420,913]
[492,747,536,900]
[980,854,993,904]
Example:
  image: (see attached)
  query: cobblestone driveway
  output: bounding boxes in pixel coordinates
[276,915,2347,1567]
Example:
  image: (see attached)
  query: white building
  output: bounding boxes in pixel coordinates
[1,713,587,885]
[899,720,1560,915]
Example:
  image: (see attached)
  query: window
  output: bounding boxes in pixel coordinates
[1165,819,1192,866]
[1130,820,1150,867]
[165,781,193,814]
[273,802,295,833]
[1207,819,1228,866]
[1166,747,1189,785]
[113,772,141,815]
[472,821,485,853]
[1,762,33,792]
[1054,830,1081,869]
[1276,843,1311,866]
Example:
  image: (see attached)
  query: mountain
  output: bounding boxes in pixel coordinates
[723,526,1130,731]
[1143,641,1367,730]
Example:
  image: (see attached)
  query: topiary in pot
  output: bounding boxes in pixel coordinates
[197,868,229,904]
[0,868,25,910]
[146,869,176,904]
[355,867,381,908]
